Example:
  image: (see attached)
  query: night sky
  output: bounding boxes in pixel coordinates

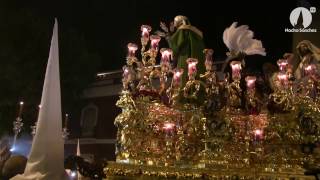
[3,0,318,71]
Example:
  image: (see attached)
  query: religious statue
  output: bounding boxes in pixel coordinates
[157,15,206,87]
[294,40,320,80]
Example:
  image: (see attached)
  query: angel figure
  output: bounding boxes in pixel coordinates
[221,22,266,80]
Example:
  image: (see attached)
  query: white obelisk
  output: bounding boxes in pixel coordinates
[76,139,81,156]
[76,139,82,180]
[11,18,67,180]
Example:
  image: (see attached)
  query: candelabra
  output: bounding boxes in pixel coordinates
[31,121,37,137]
[226,61,242,113]
[62,114,70,140]
[62,128,70,140]
[30,104,41,137]
[183,58,202,102]
[105,23,320,179]
[167,68,183,106]
[11,101,24,151]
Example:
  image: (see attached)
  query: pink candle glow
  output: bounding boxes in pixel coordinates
[304,64,316,76]
[277,59,288,72]
[277,72,288,86]
[254,129,263,141]
[122,66,129,79]
[186,58,198,77]
[141,25,152,39]
[127,43,138,57]
[230,61,242,80]
[163,122,175,131]
[160,48,173,64]
[173,68,184,87]
[245,76,256,90]
[150,35,161,50]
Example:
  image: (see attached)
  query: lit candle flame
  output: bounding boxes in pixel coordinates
[127,43,138,57]
[186,58,198,77]
[160,48,172,63]
[140,25,151,39]
[163,122,175,130]
[150,35,161,50]
[304,64,316,76]
[245,76,256,90]
[230,61,242,80]
[254,129,262,136]
[277,73,288,89]
[18,101,24,117]
[175,72,181,78]
[64,113,69,128]
[142,28,148,37]
[277,73,288,81]
[277,59,288,72]
[173,68,183,87]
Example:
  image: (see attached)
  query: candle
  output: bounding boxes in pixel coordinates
[163,122,175,138]
[245,76,256,90]
[204,49,214,71]
[173,68,184,87]
[204,49,214,63]
[304,64,316,76]
[37,104,41,119]
[163,122,175,131]
[230,61,242,80]
[150,35,161,51]
[186,58,198,78]
[64,113,69,128]
[160,48,172,64]
[277,72,288,87]
[127,43,138,57]
[254,129,263,141]
[122,66,132,89]
[277,59,288,72]
[140,25,152,40]
[122,66,129,78]
[18,101,24,117]
[205,59,213,71]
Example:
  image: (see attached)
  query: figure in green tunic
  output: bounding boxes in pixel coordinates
[167,15,206,87]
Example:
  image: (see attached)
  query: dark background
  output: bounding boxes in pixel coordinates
[0,0,318,135]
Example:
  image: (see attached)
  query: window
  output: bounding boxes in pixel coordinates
[80,103,98,137]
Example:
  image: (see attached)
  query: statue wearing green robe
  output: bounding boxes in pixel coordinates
[167,16,206,105]
[167,16,206,88]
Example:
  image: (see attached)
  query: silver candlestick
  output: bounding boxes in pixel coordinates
[31,121,37,137]
[62,113,70,140]
[11,101,24,151]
